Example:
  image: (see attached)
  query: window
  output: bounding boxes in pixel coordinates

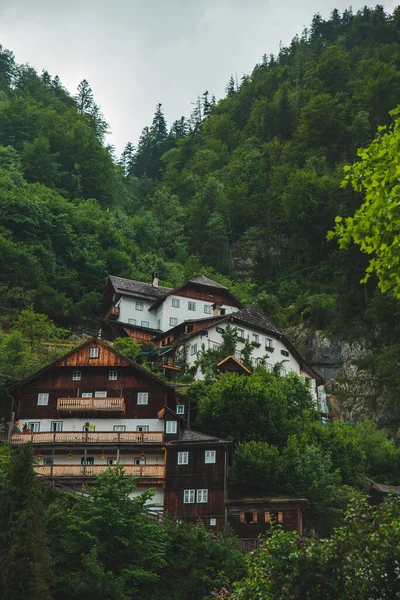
[44,458,53,466]
[51,421,63,432]
[95,391,107,398]
[169,317,178,327]
[183,489,195,504]
[265,363,273,372]
[216,326,224,334]
[210,518,217,527]
[266,338,273,348]
[244,511,257,524]
[205,450,216,464]
[109,370,118,381]
[37,393,49,406]
[134,456,146,465]
[89,347,99,358]
[137,392,148,405]
[82,392,93,398]
[204,304,212,314]
[136,425,149,432]
[72,371,81,381]
[113,425,126,432]
[252,333,259,343]
[107,457,117,465]
[281,349,289,357]
[178,451,189,465]
[81,457,94,465]
[237,328,245,339]
[172,298,180,308]
[166,421,177,434]
[128,318,137,325]
[141,321,149,328]
[280,367,287,377]
[176,404,185,414]
[136,301,144,311]
[213,343,220,350]
[190,343,197,355]
[157,319,161,329]
[188,301,196,311]
[196,489,208,503]
[256,357,264,367]
[28,422,40,433]
[265,511,270,523]
[235,351,241,361]
[83,423,95,432]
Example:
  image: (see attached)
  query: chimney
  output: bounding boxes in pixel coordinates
[212,302,222,317]
[152,271,159,287]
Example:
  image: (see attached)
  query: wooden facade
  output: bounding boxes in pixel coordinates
[226,498,308,550]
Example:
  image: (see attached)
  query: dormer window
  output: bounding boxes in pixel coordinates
[90,347,99,359]
[72,371,81,381]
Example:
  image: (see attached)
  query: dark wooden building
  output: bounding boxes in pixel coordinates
[369,482,400,505]
[226,497,308,551]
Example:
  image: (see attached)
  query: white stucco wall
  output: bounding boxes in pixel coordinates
[117,297,157,328]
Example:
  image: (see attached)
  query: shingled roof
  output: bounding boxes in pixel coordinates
[109,275,172,301]
[189,275,227,289]
[232,305,281,335]
[178,429,228,444]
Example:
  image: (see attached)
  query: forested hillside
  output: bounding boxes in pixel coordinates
[0,6,399,420]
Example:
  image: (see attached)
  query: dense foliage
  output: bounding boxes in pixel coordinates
[0,450,245,600]
[221,497,400,600]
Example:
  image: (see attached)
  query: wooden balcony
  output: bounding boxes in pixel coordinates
[57,397,125,414]
[10,431,164,445]
[34,464,164,479]
[105,306,120,320]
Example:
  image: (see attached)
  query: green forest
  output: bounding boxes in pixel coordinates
[1,4,400,599]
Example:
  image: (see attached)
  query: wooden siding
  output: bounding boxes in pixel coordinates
[58,343,130,367]
[227,505,303,538]
[15,366,171,420]
[164,445,227,525]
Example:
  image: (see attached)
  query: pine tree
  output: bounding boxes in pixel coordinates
[151,103,168,142]
[170,116,189,139]
[226,75,236,97]
[75,79,94,113]
[202,90,212,118]
[119,141,135,175]
[0,445,52,600]
[190,97,202,132]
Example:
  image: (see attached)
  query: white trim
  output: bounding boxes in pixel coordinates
[137,392,148,405]
[72,371,81,381]
[178,451,189,465]
[183,489,195,504]
[166,421,177,434]
[89,347,99,358]
[37,393,49,406]
[205,450,216,464]
[196,489,208,503]
[108,370,118,381]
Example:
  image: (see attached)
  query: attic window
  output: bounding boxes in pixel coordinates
[72,371,81,381]
[90,348,99,359]
[176,405,185,414]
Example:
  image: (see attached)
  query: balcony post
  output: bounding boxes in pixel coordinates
[83,447,87,476]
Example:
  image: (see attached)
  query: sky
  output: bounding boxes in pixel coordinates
[0,0,398,154]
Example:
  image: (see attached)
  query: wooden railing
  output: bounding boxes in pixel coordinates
[57,397,125,413]
[34,464,164,478]
[10,431,164,445]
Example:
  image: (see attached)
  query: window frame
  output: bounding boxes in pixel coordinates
[51,421,63,432]
[204,304,212,314]
[172,298,180,308]
[128,318,137,325]
[94,391,107,398]
[190,343,197,356]
[188,301,196,311]
[136,425,149,432]
[176,404,185,415]
[141,321,150,328]
[166,421,177,434]
[113,425,126,432]
[37,393,49,406]
[205,450,216,464]
[252,333,259,343]
[196,489,208,503]
[107,457,117,465]
[177,451,189,465]
[209,518,217,527]
[169,316,178,327]
[137,392,149,405]
[72,371,81,381]
[136,301,144,311]
[108,370,118,381]
[28,422,40,433]
[89,347,99,359]
[183,489,195,504]
[82,392,93,398]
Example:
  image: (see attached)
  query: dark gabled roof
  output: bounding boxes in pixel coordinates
[232,305,281,335]
[166,428,230,445]
[217,355,252,374]
[9,337,183,398]
[371,482,400,494]
[189,275,227,289]
[109,275,172,301]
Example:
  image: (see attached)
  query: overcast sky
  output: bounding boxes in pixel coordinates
[0,0,398,154]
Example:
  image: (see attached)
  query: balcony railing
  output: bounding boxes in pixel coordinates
[10,431,164,445]
[57,397,125,413]
[34,464,164,478]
